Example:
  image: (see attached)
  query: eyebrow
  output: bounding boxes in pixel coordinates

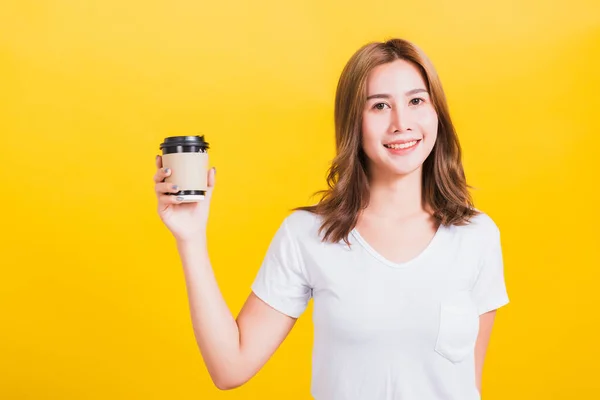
[366,88,429,100]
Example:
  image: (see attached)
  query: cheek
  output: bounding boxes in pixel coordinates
[361,114,383,151]
[362,113,380,136]
[417,109,439,137]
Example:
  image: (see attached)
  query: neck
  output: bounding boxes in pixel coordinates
[364,165,428,220]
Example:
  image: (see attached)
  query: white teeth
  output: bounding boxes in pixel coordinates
[385,140,418,150]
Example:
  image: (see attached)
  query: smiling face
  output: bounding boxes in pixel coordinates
[361,59,439,178]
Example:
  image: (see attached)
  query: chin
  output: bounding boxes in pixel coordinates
[384,153,426,175]
[365,145,431,178]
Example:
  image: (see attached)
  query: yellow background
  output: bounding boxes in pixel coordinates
[1,1,599,399]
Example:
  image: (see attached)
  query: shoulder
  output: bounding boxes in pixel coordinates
[282,209,323,237]
[452,209,501,245]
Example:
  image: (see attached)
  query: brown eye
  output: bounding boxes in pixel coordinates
[410,98,424,106]
[374,103,389,110]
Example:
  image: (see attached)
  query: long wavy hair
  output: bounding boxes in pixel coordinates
[295,38,480,244]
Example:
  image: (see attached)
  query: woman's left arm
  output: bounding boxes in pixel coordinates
[475,310,497,394]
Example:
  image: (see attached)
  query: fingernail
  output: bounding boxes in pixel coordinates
[164,168,170,173]
[213,167,216,175]
[176,196,184,201]
[172,185,178,190]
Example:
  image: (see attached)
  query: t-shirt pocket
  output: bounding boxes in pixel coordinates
[434,290,480,363]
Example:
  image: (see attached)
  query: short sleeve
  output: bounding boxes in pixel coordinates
[471,226,510,315]
[251,218,312,318]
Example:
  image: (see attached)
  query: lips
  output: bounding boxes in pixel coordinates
[383,139,421,150]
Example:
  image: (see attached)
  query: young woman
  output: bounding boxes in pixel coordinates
[153,38,509,400]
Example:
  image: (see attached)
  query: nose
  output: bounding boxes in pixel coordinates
[390,105,412,132]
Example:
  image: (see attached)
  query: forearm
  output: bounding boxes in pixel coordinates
[176,238,242,388]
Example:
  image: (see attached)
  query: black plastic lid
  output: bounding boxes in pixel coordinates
[159,135,209,151]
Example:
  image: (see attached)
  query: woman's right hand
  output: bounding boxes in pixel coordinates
[153,155,216,242]
[154,154,297,390]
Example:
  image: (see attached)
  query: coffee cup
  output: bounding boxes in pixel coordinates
[159,135,210,202]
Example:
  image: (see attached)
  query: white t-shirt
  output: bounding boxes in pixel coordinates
[251,209,509,400]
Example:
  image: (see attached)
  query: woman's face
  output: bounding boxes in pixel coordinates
[361,59,438,178]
